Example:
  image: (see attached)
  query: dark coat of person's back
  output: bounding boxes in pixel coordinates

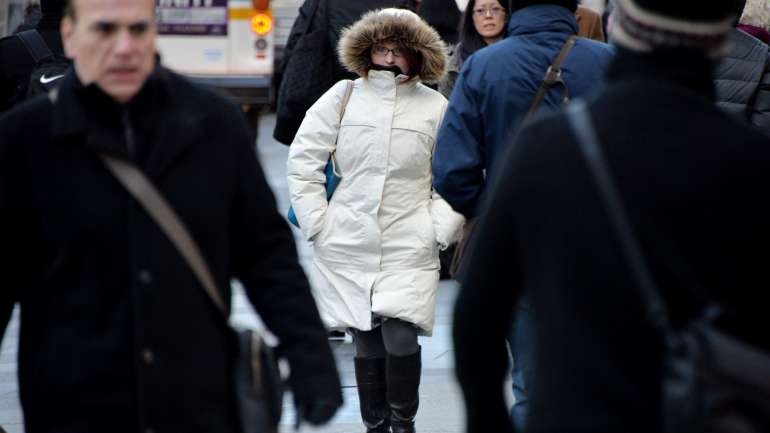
[715,28,770,133]
[453,49,770,433]
[418,0,461,45]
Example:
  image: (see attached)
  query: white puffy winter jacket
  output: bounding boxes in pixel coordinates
[287,71,464,335]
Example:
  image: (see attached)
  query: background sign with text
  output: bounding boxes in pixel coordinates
[156,0,228,36]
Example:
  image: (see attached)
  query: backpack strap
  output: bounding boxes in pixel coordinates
[526,35,578,120]
[16,30,55,64]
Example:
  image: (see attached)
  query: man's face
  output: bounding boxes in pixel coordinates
[61,0,156,103]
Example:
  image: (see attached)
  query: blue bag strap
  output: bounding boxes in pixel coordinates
[16,29,55,64]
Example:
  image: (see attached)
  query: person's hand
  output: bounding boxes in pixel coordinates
[299,396,342,425]
[294,393,343,427]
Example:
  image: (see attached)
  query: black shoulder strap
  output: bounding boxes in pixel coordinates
[565,100,672,332]
[16,30,55,64]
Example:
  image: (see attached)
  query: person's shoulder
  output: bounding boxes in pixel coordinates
[163,68,239,115]
[727,29,769,62]
[0,34,24,64]
[415,82,447,103]
[469,39,511,63]
[0,92,53,143]
[575,37,615,57]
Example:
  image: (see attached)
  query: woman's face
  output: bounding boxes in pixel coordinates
[471,0,507,42]
[370,41,410,76]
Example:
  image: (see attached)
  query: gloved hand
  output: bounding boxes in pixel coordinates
[297,395,343,425]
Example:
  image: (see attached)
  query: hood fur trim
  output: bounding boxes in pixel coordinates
[740,0,770,29]
[338,8,448,83]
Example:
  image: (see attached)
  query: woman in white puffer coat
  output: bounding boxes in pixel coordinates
[287,8,463,433]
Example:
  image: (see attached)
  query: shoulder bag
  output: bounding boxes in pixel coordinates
[566,99,770,433]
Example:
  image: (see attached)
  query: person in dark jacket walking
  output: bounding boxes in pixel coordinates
[0,0,65,112]
[715,0,770,134]
[453,1,769,433]
[273,0,404,145]
[434,1,613,429]
[0,0,343,430]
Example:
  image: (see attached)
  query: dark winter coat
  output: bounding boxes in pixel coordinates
[433,4,614,218]
[453,48,770,433]
[0,66,341,433]
[273,0,402,145]
[0,16,63,112]
[715,28,770,134]
[418,0,461,45]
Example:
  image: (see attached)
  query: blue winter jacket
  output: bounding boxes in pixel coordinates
[433,5,614,218]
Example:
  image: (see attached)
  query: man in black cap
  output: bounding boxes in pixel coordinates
[453,0,770,432]
[0,0,66,112]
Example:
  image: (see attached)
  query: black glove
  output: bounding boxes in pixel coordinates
[296,394,343,426]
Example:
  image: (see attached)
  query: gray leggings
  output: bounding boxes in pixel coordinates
[354,319,420,358]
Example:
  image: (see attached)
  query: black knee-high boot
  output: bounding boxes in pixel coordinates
[354,357,391,433]
[387,347,421,433]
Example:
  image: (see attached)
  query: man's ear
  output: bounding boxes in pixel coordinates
[61,17,75,59]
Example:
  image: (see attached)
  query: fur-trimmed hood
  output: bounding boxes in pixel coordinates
[338,8,448,83]
[740,0,770,29]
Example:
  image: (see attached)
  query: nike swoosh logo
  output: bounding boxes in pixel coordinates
[40,74,65,84]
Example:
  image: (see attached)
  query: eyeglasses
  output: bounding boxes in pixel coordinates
[372,45,404,58]
[472,5,505,17]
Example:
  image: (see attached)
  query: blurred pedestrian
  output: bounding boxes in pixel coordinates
[715,0,770,133]
[434,0,613,429]
[438,0,509,98]
[287,9,464,433]
[453,0,769,433]
[273,0,405,145]
[0,0,343,430]
[0,0,65,112]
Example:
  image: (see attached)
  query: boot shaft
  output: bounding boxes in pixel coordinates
[387,348,422,433]
[354,357,390,433]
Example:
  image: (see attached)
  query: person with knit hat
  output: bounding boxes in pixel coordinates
[715,0,770,134]
[287,8,464,433]
[453,0,770,432]
[0,0,66,111]
[434,0,613,429]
